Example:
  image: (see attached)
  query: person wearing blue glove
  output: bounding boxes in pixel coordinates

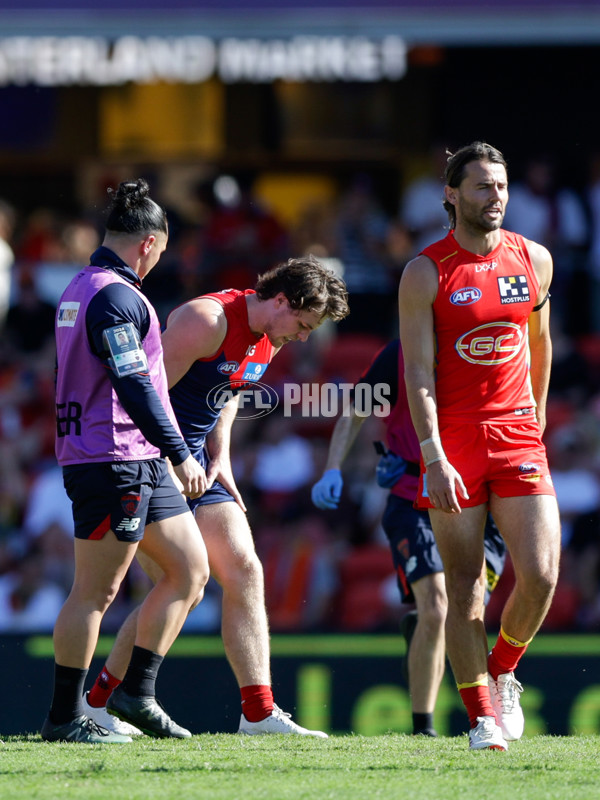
[311,338,506,737]
[311,469,344,509]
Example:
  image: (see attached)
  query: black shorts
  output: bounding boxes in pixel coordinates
[187,445,236,515]
[63,459,189,543]
[382,494,507,605]
[483,516,507,597]
[382,494,444,605]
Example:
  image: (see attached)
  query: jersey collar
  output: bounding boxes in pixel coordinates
[89,246,142,289]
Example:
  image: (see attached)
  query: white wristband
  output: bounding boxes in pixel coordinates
[420,436,446,467]
[424,454,447,467]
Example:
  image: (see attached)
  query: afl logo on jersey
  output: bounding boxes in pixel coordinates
[218,361,239,375]
[455,322,524,365]
[450,287,482,305]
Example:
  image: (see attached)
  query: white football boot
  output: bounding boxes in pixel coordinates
[83,692,143,737]
[488,672,525,741]
[468,716,508,751]
[239,705,328,738]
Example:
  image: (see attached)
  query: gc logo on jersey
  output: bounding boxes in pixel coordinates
[498,275,530,304]
[455,322,524,365]
[450,287,482,305]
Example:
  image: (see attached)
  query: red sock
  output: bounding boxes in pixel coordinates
[458,684,496,729]
[488,628,529,680]
[87,665,122,708]
[240,685,274,722]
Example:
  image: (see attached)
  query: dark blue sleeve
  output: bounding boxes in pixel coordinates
[86,283,190,466]
[353,340,399,408]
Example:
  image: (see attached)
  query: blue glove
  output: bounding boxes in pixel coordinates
[311,469,344,510]
[375,451,407,488]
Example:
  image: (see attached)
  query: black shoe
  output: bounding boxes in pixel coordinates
[400,609,418,683]
[41,714,132,743]
[413,728,438,737]
[107,686,191,739]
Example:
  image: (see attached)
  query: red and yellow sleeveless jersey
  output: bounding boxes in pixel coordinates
[422,230,540,423]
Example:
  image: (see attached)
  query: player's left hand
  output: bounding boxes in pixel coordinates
[206,454,247,513]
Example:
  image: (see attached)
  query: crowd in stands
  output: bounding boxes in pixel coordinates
[2,148,600,635]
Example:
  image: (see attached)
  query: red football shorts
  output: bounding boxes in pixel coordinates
[417,420,556,508]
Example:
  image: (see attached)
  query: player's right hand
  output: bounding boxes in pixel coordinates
[173,454,207,499]
[424,459,468,513]
[311,469,343,510]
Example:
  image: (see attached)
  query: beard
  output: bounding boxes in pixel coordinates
[458,199,505,234]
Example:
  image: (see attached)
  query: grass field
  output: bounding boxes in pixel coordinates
[1,733,599,800]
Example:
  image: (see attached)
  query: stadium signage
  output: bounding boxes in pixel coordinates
[0,35,407,86]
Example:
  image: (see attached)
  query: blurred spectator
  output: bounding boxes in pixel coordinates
[0,198,16,326]
[257,511,339,631]
[502,154,589,332]
[4,272,56,355]
[385,219,414,283]
[250,411,317,513]
[548,321,597,405]
[22,464,72,540]
[546,421,600,547]
[334,174,394,337]
[59,218,101,264]
[0,337,55,466]
[399,143,449,254]
[14,207,65,264]
[0,441,29,573]
[585,150,600,333]
[21,464,74,592]
[0,542,66,632]
[202,171,289,290]
[503,155,588,252]
[290,201,339,263]
[334,537,396,631]
[174,177,220,299]
[566,508,600,630]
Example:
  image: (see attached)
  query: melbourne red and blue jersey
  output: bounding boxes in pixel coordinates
[167,289,276,456]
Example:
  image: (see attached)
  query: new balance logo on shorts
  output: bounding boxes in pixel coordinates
[115,517,141,532]
[498,275,530,304]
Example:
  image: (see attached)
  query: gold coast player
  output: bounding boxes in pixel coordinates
[311,337,506,739]
[399,142,561,750]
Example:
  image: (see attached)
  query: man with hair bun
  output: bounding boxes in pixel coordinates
[399,142,561,751]
[42,179,209,743]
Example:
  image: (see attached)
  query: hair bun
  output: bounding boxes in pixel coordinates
[108,178,150,210]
